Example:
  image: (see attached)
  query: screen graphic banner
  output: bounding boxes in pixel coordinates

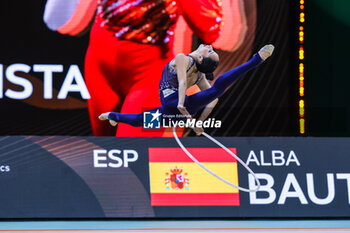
[1,136,349,218]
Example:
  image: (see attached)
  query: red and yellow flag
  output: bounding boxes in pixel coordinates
[149,147,240,206]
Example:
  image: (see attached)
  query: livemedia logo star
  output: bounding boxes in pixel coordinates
[143,109,162,129]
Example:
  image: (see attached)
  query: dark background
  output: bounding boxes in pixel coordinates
[305,0,350,136]
[208,0,299,136]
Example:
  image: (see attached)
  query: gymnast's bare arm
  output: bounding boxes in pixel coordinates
[175,53,192,119]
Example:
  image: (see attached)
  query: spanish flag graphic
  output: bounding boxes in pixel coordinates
[149,147,240,206]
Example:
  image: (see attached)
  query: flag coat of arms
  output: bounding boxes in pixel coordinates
[149,147,240,206]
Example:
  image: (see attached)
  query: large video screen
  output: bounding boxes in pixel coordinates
[0,0,297,137]
[2,1,347,220]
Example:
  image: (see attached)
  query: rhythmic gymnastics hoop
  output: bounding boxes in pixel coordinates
[172,127,261,192]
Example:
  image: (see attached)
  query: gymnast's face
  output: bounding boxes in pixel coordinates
[196,44,219,63]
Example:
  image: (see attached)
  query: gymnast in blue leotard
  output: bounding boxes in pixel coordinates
[99,44,274,135]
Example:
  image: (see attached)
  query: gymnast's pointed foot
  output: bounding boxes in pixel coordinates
[99,112,118,127]
[258,44,274,60]
[98,112,110,120]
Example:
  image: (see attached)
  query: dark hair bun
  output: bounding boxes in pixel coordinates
[196,57,219,73]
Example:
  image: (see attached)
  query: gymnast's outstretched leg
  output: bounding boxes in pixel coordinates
[185,45,274,114]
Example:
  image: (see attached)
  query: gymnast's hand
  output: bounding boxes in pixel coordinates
[177,104,192,120]
[193,126,204,136]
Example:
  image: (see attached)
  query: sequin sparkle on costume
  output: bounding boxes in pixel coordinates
[97,0,223,45]
[98,0,179,44]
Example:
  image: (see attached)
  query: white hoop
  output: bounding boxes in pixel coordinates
[172,127,260,192]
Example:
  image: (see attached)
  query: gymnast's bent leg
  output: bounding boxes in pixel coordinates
[185,45,274,114]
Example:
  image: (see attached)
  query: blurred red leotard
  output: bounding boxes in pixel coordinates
[85,0,223,136]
